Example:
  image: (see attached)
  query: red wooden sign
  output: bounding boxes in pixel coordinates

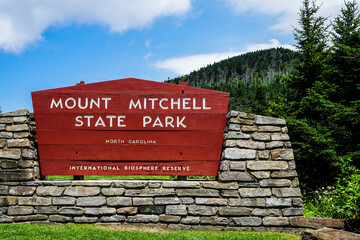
[31,78,229,176]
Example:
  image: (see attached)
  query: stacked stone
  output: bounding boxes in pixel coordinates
[218,111,304,230]
[0,110,305,232]
[0,109,39,181]
[0,179,303,232]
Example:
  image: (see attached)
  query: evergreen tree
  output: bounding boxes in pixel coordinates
[290,0,329,104]
[329,0,360,166]
[331,0,360,104]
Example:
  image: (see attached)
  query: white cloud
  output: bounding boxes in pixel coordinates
[152,39,294,75]
[246,39,296,52]
[0,0,191,53]
[224,0,345,33]
[143,52,153,59]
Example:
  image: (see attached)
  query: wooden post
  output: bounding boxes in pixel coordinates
[73,175,84,180]
[176,176,187,181]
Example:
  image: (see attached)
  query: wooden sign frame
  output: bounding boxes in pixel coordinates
[31,78,229,176]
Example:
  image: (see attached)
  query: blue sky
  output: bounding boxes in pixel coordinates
[0,0,344,112]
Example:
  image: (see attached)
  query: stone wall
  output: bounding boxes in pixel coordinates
[0,109,39,181]
[0,109,305,232]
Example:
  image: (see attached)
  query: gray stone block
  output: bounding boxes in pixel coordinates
[76,197,107,207]
[49,215,72,222]
[13,116,28,124]
[218,207,252,216]
[229,161,246,171]
[18,160,34,168]
[117,207,137,214]
[252,132,271,141]
[226,132,251,140]
[176,189,219,197]
[154,197,180,205]
[219,172,255,182]
[107,197,132,206]
[5,124,29,132]
[1,160,17,169]
[266,198,292,207]
[263,217,289,226]
[125,188,175,197]
[0,196,17,206]
[63,187,100,197]
[255,116,286,126]
[8,206,34,215]
[7,139,31,148]
[258,150,270,160]
[220,190,239,197]
[188,205,217,216]
[34,206,57,214]
[271,170,298,178]
[18,197,51,206]
[0,149,21,159]
[9,186,36,196]
[225,140,265,150]
[266,141,285,149]
[229,198,265,207]
[74,216,98,223]
[114,181,147,188]
[127,214,159,223]
[180,197,194,204]
[247,161,288,170]
[282,208,304,216]
[259,179,291,187]
[58,207,84,215]
[133,197,154,206]
[272,188,302,197]
[100,215,126,222]
[224,148,256,160]
[252,208,282,217]
[181,216,200,224]
[241,125,258,132]
[202,182,238,190]
[0,169,34,181]
[231,217,262,226]
[84,207,116,215]
[195,198,227,205]
[271,133,290,141]
[293,198,304,207]
[159,214,181,223]
[52,197,76,205]
[165,205,187,216]
[13,214,48,222]
[239,188,271,197]
[36,186,65,196]
[0,109,29,117]
[139,206,165,214]
[228,124,241,131]
[100,188,125,196]
[0,216,13,223]
[271,149,294,160]
[162,181,200,188]
[251,171,270,179]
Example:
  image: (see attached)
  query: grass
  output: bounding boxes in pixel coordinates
[0,224,301,240]
[47,175,172,180]
[46,175,215,180]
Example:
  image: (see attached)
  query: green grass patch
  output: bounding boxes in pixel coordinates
[0,224,300,240]
[47,175,172,180]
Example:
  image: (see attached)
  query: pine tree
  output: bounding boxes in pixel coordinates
[331,0,360,104]
[290,0,329,104]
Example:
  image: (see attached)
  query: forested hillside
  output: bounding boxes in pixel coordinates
[167,48,298,114]
[169,48,298,87]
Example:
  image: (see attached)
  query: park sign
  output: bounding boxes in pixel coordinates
[31,78,229,176]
